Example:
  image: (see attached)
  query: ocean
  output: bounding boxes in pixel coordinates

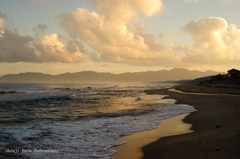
[0,83,196,159]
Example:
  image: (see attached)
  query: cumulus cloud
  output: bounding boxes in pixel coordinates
[0,10,87,63]
[0,29,38,62]
[2,1,240,69]
[0,21,4,38]
[33,33,83,62]
[0,12,6,36]
[0,28,85,63]
[58,0,181,66]
[0,17,4,30]
[59,4,240,68]
[0,12,6,18]
[179,17,240,65]
[91,0,163,23]
[182,17,228,41]
[33,24,48,37]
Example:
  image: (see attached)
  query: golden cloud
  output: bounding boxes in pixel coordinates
[0,18,4,30]
[58,0,182,66]
[91,0,163,23]
[1,1,240,69]
[0,12,6,36]
[0,29,86,63]
[33,34,83,62]
[180,17,240,65]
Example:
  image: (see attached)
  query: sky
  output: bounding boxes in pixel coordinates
[0,0,240,76]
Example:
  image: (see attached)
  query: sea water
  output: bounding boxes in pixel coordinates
[0,83,196,159]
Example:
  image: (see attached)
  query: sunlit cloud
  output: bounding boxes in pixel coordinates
[33,33,84,62]
[59,2,240,68]
[0,17,4,30]
[0,28,86,63]
[178,17,240,65]
[58,0,182,66]
[0,9,88,63]
[0,12,6,37]
[1,1,240,70]
[91,0,163,23]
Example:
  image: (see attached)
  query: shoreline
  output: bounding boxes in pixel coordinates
[111,114,193,159]
[142,85,240,159]
[111,84,240,159]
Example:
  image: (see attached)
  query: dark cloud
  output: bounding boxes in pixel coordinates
[33,24,48,37]
[0,12,6,18]
[66,39,87,54]
[0,29,39,62]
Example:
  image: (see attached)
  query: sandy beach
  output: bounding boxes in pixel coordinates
[112,84,240,159]
[111,114,193,159]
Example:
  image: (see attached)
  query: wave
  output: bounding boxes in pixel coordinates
[0,104,196,159]
[0,91,18,94]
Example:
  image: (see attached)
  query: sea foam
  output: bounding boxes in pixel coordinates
[0,103,195,159]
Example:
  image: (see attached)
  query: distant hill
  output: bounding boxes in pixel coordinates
[0,68,219,83]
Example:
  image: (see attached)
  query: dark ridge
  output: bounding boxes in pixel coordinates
[0,68,219,83]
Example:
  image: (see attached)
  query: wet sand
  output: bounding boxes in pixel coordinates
[112,84,240,159]
[111,114,192,159]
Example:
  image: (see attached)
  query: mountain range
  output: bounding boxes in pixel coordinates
[0,68,219,83]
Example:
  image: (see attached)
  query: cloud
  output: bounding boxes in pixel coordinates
[182,17,228,41]
[91,0,163,23]
[0,12,6,36]
[0,12,6,19]
[0,18,4,30]
[179,17,240,65]
[0,11,86,63]
[58,0,182,66]
[33,33,83,62]
[0,28,86,63]
[0,29,38,62]
[2,1,240,70]
[59,5,240,68]
[33,24,48,37]
[0,19,4,38]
